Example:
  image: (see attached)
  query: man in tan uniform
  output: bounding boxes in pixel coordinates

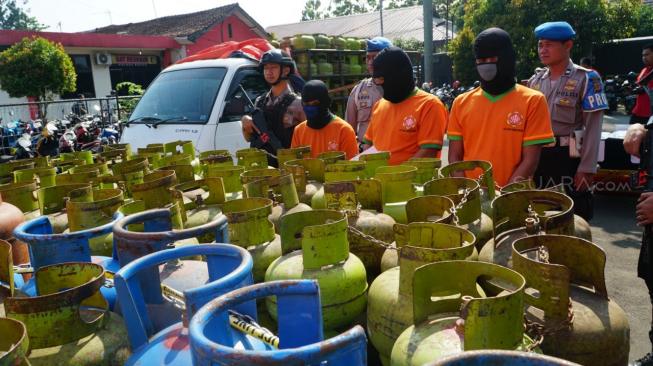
[345,37,392,143]
[527,21,607,220]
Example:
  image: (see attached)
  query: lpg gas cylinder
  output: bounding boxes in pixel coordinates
[199,150,233,175]
[277,146,311,167]
[500,179,592,241]
[404,157,441,195]
[13,166,57,187]
[163,140,200,175]
[60,150,94,165]
[1,239,25,300]
[189,280,368,366]
[56,168,101,187]
[113,208,229,317]
[360,151,390,178]
[243,173,312,233]
[265,210,368,331]
[37,183,92,233]
[390,261,536,365]
[174,177,226,236]
[66,188,124,257]
[222,197,281,282]
[323,180,395,278]
[0,317,29,364]
[424,177,493,249]
[0,159,35,183]
[207,165,245,200]
[284,158,326,205]
[312,160,367,208]
[159,162,196,184]
[318,150,346,164]
[131,170,178,212]
[439,160,498,216]
[115,244,254,366]
[0,181,40,220]
[5,262,131,365]
[70,161,111,176]
[237,148,269,170]
[479,190,576,267]
[380,195,455,272]
[512,235,629,366]
[14,209,124,309]
[138,143,164,154]
[433,350,581,366]
[375,165,418,223]
[368,223,476,365]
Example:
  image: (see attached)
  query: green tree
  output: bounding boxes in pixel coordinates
[448,0,645,83]
[330,0,373,16]
[448,26,475,85]
[302,0,326,21]
[393,37,423,51]
[0,37,76,119]
[0,0,45,30]
[635,3,653,37]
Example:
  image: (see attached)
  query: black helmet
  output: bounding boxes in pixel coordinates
[259,49,295,74]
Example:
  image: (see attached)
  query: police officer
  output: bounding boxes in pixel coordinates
[241,49,305,166]
[528,21,608,221]
[345,37,392,143]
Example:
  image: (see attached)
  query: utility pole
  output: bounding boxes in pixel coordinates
[379,0,384,36]
[423,0,433,85]
[151,0,158,18]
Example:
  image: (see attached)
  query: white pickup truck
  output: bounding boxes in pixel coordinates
[120,57,269,154]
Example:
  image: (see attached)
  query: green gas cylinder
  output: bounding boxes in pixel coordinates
[380,195,455,272]
[332,36,346,50]
[173,178,226,240]
[243,173,312,234]
[0,181,40,220]
[323,179,395,279]
[37,183,92,234]
[315,34,331,49]
[439,160,498,216]
[390,261,536,365]
[404,157,441,194]
[207,165,245,201]
[360,151,390,178]
[236,148,269,170]
[292,34,316,50]
[5,262,130,365]
[13,166,56,188]
[284,158,326,205]
[265,209,368,331]
[479,190,576,267]
[368,223,476,365]
[0,317,29,364]
[375,165,418,224]
[0,160,35,184]
[424,177,493,250]
[312,160,367,208]
[500,180,592,241]
[513,235,629,366]
[222,197,281,282]
[276,146,311,168]
[66,188,124,257]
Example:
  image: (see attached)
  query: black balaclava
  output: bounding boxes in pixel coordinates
[372,47,415,103]
[301,80,333,129]
[473,28,516,96]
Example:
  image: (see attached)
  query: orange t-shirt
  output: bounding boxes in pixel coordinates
[363,89,447,165]
[447,85,554,187]
[291,115,359,159]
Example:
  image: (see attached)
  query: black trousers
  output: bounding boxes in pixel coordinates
[631,114,650,125]
[534,145,594,221]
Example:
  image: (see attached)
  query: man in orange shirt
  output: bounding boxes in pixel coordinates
[291,80,358,159]
[362,47,447,165]
[447,28,554,187]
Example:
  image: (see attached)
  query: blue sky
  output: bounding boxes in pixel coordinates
[28,0,308,32]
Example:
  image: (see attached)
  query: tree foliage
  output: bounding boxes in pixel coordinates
[301,0,326,21]
[448,27,475,85]
[448,0,648,83]
[0,37,76,118]
[0,0,45,30]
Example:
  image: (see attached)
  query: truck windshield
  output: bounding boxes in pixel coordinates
[130,67,227,124]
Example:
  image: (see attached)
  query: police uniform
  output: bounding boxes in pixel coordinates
[528,22,608,220]
[345,78,383,141]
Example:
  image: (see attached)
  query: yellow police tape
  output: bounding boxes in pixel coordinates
[160,283,280,348]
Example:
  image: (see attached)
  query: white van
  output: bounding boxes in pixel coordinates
[120,57,269,154]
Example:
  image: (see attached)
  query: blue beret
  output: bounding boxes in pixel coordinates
[534,21,576,41]
[366,37,393,52]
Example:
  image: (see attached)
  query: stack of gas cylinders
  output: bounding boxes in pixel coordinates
[0,142,629,366]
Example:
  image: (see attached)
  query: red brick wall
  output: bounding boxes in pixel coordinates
[186,14,263,55]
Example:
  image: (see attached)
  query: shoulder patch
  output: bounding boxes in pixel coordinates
[582,71,608,112]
